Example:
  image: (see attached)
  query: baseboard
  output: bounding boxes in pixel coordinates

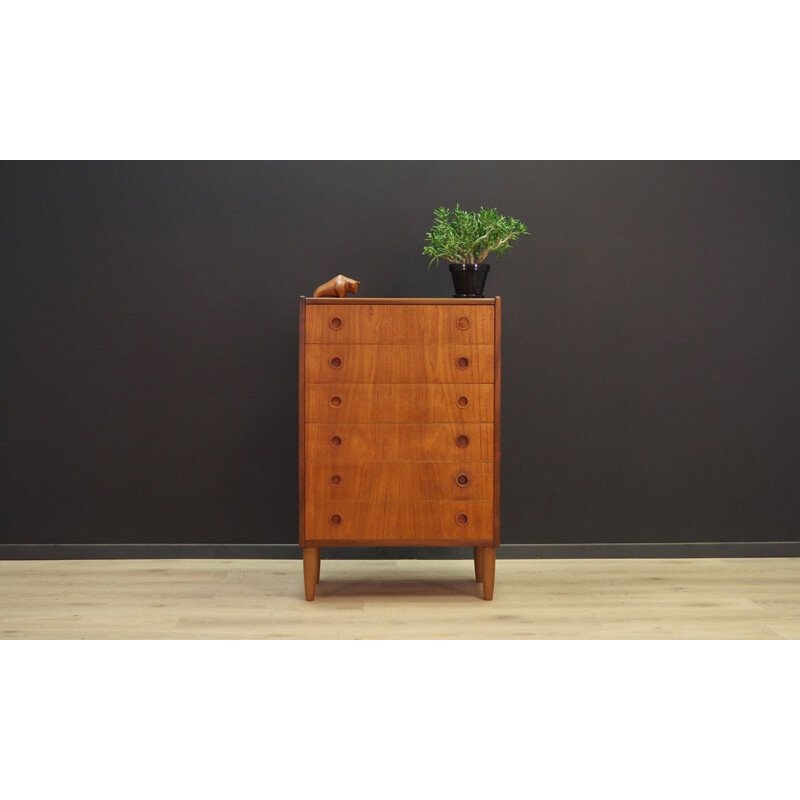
[1,542,799,560]
[499,542,800,558]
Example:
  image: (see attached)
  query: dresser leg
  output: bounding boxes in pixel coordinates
[473,547,483,582]
[303,546,319,601]
[481,547,496,601]
[315,548,321,584]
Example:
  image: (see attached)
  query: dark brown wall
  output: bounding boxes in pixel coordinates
[2,161,799,551]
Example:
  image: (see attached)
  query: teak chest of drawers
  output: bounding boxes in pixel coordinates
[299,297,501,600]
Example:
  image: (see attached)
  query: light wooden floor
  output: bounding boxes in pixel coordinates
[1,557,798,639]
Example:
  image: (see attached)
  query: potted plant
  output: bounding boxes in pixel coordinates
[423,204,529,297]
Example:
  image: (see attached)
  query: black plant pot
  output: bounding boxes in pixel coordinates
[449,263,490,298]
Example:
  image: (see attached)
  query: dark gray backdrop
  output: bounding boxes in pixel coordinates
[2,161,799,557]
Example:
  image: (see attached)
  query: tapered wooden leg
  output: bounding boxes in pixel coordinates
[303,546,319,601]
[481,547,496,601]
[315,549,321,584]
[473,547,483,582]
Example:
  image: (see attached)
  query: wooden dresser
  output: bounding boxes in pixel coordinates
[299,297,500,600]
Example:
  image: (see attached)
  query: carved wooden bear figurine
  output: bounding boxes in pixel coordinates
[313,274,360,298]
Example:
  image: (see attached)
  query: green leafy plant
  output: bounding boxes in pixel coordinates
[423,204,529,268]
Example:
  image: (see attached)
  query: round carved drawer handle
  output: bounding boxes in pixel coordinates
[329,356,343,369]
[456,513,469,526]
[329,395,343,408]
[330,514,342,525]
[329,317,343,330]
[456,396,469,408]
[456,356,470,370]
[456,473,470,487]
[455,435,470,448]
[329,435,342,448]
[330,474,342,486]
[456,316,471,331]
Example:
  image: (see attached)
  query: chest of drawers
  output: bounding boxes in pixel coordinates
[299,297,501,600]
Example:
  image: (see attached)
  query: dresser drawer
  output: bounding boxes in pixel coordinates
[306,462,493,501]
[305,303,494,344]
[305,500,494,543]
[306,383,494,423]
[305,344,494,383]
[305,423,493,462]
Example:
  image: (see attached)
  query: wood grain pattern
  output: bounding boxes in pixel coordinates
[299,297,500,599]
[474,547,483,582]
[494,296,501,547]
[302,538,496,547]
[305,298,496,305]
[481,547,496,600]
[305,383,494,423]
[1,558,798,638]
[306,462,493,501]
[305,344,494,384]
[303,547,319,601]
[305,423,494,463]
[305,501,494,543]
[299,298,306,547]
[305,304,494,344]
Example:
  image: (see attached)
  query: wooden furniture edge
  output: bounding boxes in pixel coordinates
[494,296,501,548]
[299,297,306,547]
[304,297,496,305]
[302,538,495,548]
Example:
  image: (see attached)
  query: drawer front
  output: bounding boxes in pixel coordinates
[305,304,494,344]
[306,462,493,501]
[305,500,494,543]
[306,383,493,423]
[306,423,493,462]
[305,344,494,383]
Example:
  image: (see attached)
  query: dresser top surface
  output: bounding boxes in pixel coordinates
[302,297,498,305]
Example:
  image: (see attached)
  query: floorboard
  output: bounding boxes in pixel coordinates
[0,557,798,639]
